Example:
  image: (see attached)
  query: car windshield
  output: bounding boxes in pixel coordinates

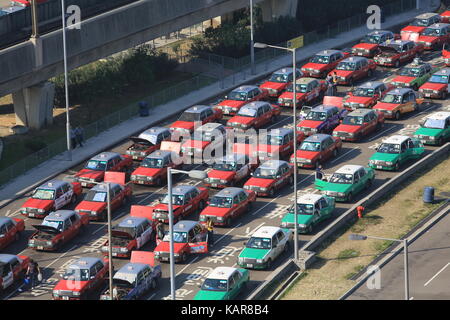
[228,90,248,101]
[423,118,446,129]
[113,226,136,238]
[253,167,278,179]
[377,143,401,154]
[287,83,308,93]
[289,203,315,215]
[41,219,63,231]
[266,135,284,145]
[336,61,356,71]
[362,34,383,44]
[385,44,402,52]
[112,278,135,289]
[142,157,164,169]
[63,268,90,282]
[163,231,188,243]
[85,160,107,171]
[201,278,228,291]
[178,111,201,122]
[411,18,431,27]
[352,87,375,97]
[399,67,422,77]
[306,111,328,121]
[237,107,257,117]
[310,55,330,64]
[209,196,233,208]
[329,173,354,184]
[269,73,289,83]
[32,188,55,200]
[213,162,237,171]
[381,93,403,103]
[246,237,272,249]
[422,27,442,36]
[429,75,449,84]
[161,194,185,206]
[342,116,364,125]
[84,190,107,202]
[300,141,321,151]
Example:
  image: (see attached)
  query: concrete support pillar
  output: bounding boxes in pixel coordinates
[12,82,55,130]
[221,12,234,24]
[260,0,298,22]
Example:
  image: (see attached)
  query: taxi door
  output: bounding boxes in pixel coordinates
[410,139,424,158]
[352,171,365,194]
[54,187,66,210]
[188,225,208,254]
[1,263,14,289]
[260,105,272,127]
[235,163,250,181]
[280,133,293,156]
[400,92,414,114]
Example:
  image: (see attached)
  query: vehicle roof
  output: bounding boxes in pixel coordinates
[268,127,293,136]
[427,23,450,29]
[138,127,170,140]
[68,257,102,270]
[0,216,13,227]
[91,183,121,192]
[218,153,247,163]
[273,67,296,74]
[383,135,410,144]
[146,150,172,159]
[304,134,332,143]
[91,152,120,162]
[294,77,317,85]
[297,193,324,205]
[368,30,393,36]
[434,68,450,76]
[232,85,258,93]
[242,101,270,109]
[388,88,413,95]
[347,108,374,117]
[416,12,439,19]
[117,216,147,228]
[311,105,337,112]
[316,49,341,56]
[185,105,211,113]
[196,122,224,132]
[207,267,238,280]
[171,185,198,196]
[387,39,413,45]
[174,220,199,232]
[428,111,450,120]
[37,179,68,190]
[259,160,288,170]
[342,56,367,63]
[116,262,149,277]
[0,254,19,264]
[358,81,384,89]
[335,164,364,175]
[252,226,282,238]
[215,187,245,198]
[44,210,76,222]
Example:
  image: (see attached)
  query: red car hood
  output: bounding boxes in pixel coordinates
[228,116,255,125]
[22,198,54,210]
[182,139,210,149]
[418,35,439,43]
[443,50,450,58]
[302,62,327,71]
[345,96,372,104]
[54,280,89,292]
[155,241,188,254]
[353,43,378,50]
[132,166,163,177]
[153,203,182,212]
[298,120,322,129]
[373,102,400,111]
[334,70,353,78]
[171,121,195,131]
[208,170,235,180]
[257,144,281,154]
[421,82,447,91]
[334,124,362,133]
[279,92,306,100]
[245,177,273,188]
[294,150,319,160]
[76,169,103,180]
[402,25,425,33]
[260,82,285,91]
[75,201,106,213]
[218,100,246,108]
[392,75,414,83]
[201,206,231,217]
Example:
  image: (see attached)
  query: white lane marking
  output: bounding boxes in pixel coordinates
[147,293,156,300]
[213,223,242,245]
[330,147,359,163]
[368,127,398,142]
[424,263,450,287]
[409,296,414,300]
[176,257,199,276]
[92,225,106,235]
[44,245,78,269]
[5,210,11,217]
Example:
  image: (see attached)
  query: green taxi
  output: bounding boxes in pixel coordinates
[194,267,249,300]
[414,112,450,145]
[237,226,292,270]
[369,135,425,171]
[315,164,375,202]
[390,60,436,91]
[280,193,335,233]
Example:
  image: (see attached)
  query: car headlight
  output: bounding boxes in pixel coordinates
[404,82,411,87]
[91,211,97,216]
[46,241,52,246]
[238,257,244,263]
[29,240,35,244]
[260,187,267,192]
[37,209,45,213]
[241,124,249,129]
[278,98,284,104]
[53,290,60,296]
[89,178,96,182]
[101,246,108,251]
[244,185,250,189]
[310,128,318,133]
[220,179,228,184]
[140,152,146,156]
[195,148,203,153]
[131,175,136,180]
[72,291,81,296]
[338,192,347,197]
[433,90,439,94]
[429,136,436,140]
[147,176,153,181]
[154,251,160,256]
[216,217,224,222]
[385,161,393,166]
[205,178,211,183]
[426,42,432,46]
[199,215,206,221]
[313,69,321,74]
[174,253,180,257]
[256,259,264,263]
[120,248,128,253]
[369,160,375,165]
[281,222,288,227]
[298,224,307,229]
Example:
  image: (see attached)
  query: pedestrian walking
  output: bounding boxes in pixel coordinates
[331,72,338,96]
[156,221,165,241]
[315,164,324,180]
[357,205,365,219]
[75,126,84,147]
[326,73,334,96]
[70,128,77,149]
[205,217,214,247]
[18,259,41,292]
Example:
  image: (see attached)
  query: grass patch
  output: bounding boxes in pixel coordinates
[344,265,365,280]
[337,249,360,260]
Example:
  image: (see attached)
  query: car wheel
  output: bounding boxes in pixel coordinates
[15,232,20,241]
[266,259,272,270]
[394,60,400,68]
[332,148,338,157]
[442,91,448,99]
[349,77,354,86]
[71,194,77,204]
[289,175,294,185]
[394,162,400,171]
[155,177,162,187]
[347,192,353,202]
[181,252,188,263]
[284,242,290,253]
[394,111,401,120]
[268,188,275,198]
[247,201,253,212]
[225,217,232,227]
[438,137,444,146]
[198,200,206,213]
[151,279,157,290]
[367,69,373,77]
[365,179,373,189]
[307,225,313,234]
[412,84,418,91]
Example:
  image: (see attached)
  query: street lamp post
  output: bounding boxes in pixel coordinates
[61,0,72,161]
[349,234,409,300]
[250,0,255,75]
[166,168,208,300]
[254,42,299,261]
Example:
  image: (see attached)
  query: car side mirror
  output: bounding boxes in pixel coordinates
[243,242,247,246]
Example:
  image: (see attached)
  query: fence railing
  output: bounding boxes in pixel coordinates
[0,74,215,187]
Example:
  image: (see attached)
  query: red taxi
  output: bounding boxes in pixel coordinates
[351,30,396,58]
[169,105,222,139]
[333,109,384,142]
[329,56,376,86]
[401,13,442,41]
[0,217,25,250]
[417,23,450,50]
[301,49,350,78]
[418,68,450,99]
[257,128,305,162]
[342,81,392,110]
[259,68,303,98]
[215,85,268,116]
[277,77,328,108]
[374,40,424,68]
[290,134,342,169]
[227,101,281,131]
[205,154,255,189]
[126,127,171,161]
[0,254,30,293]
[181,123,227,161]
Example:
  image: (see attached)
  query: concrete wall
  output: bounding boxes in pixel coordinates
[0,0,270,97]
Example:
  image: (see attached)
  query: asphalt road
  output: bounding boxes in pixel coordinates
[0,49,448,301]
[347,203,450,300]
